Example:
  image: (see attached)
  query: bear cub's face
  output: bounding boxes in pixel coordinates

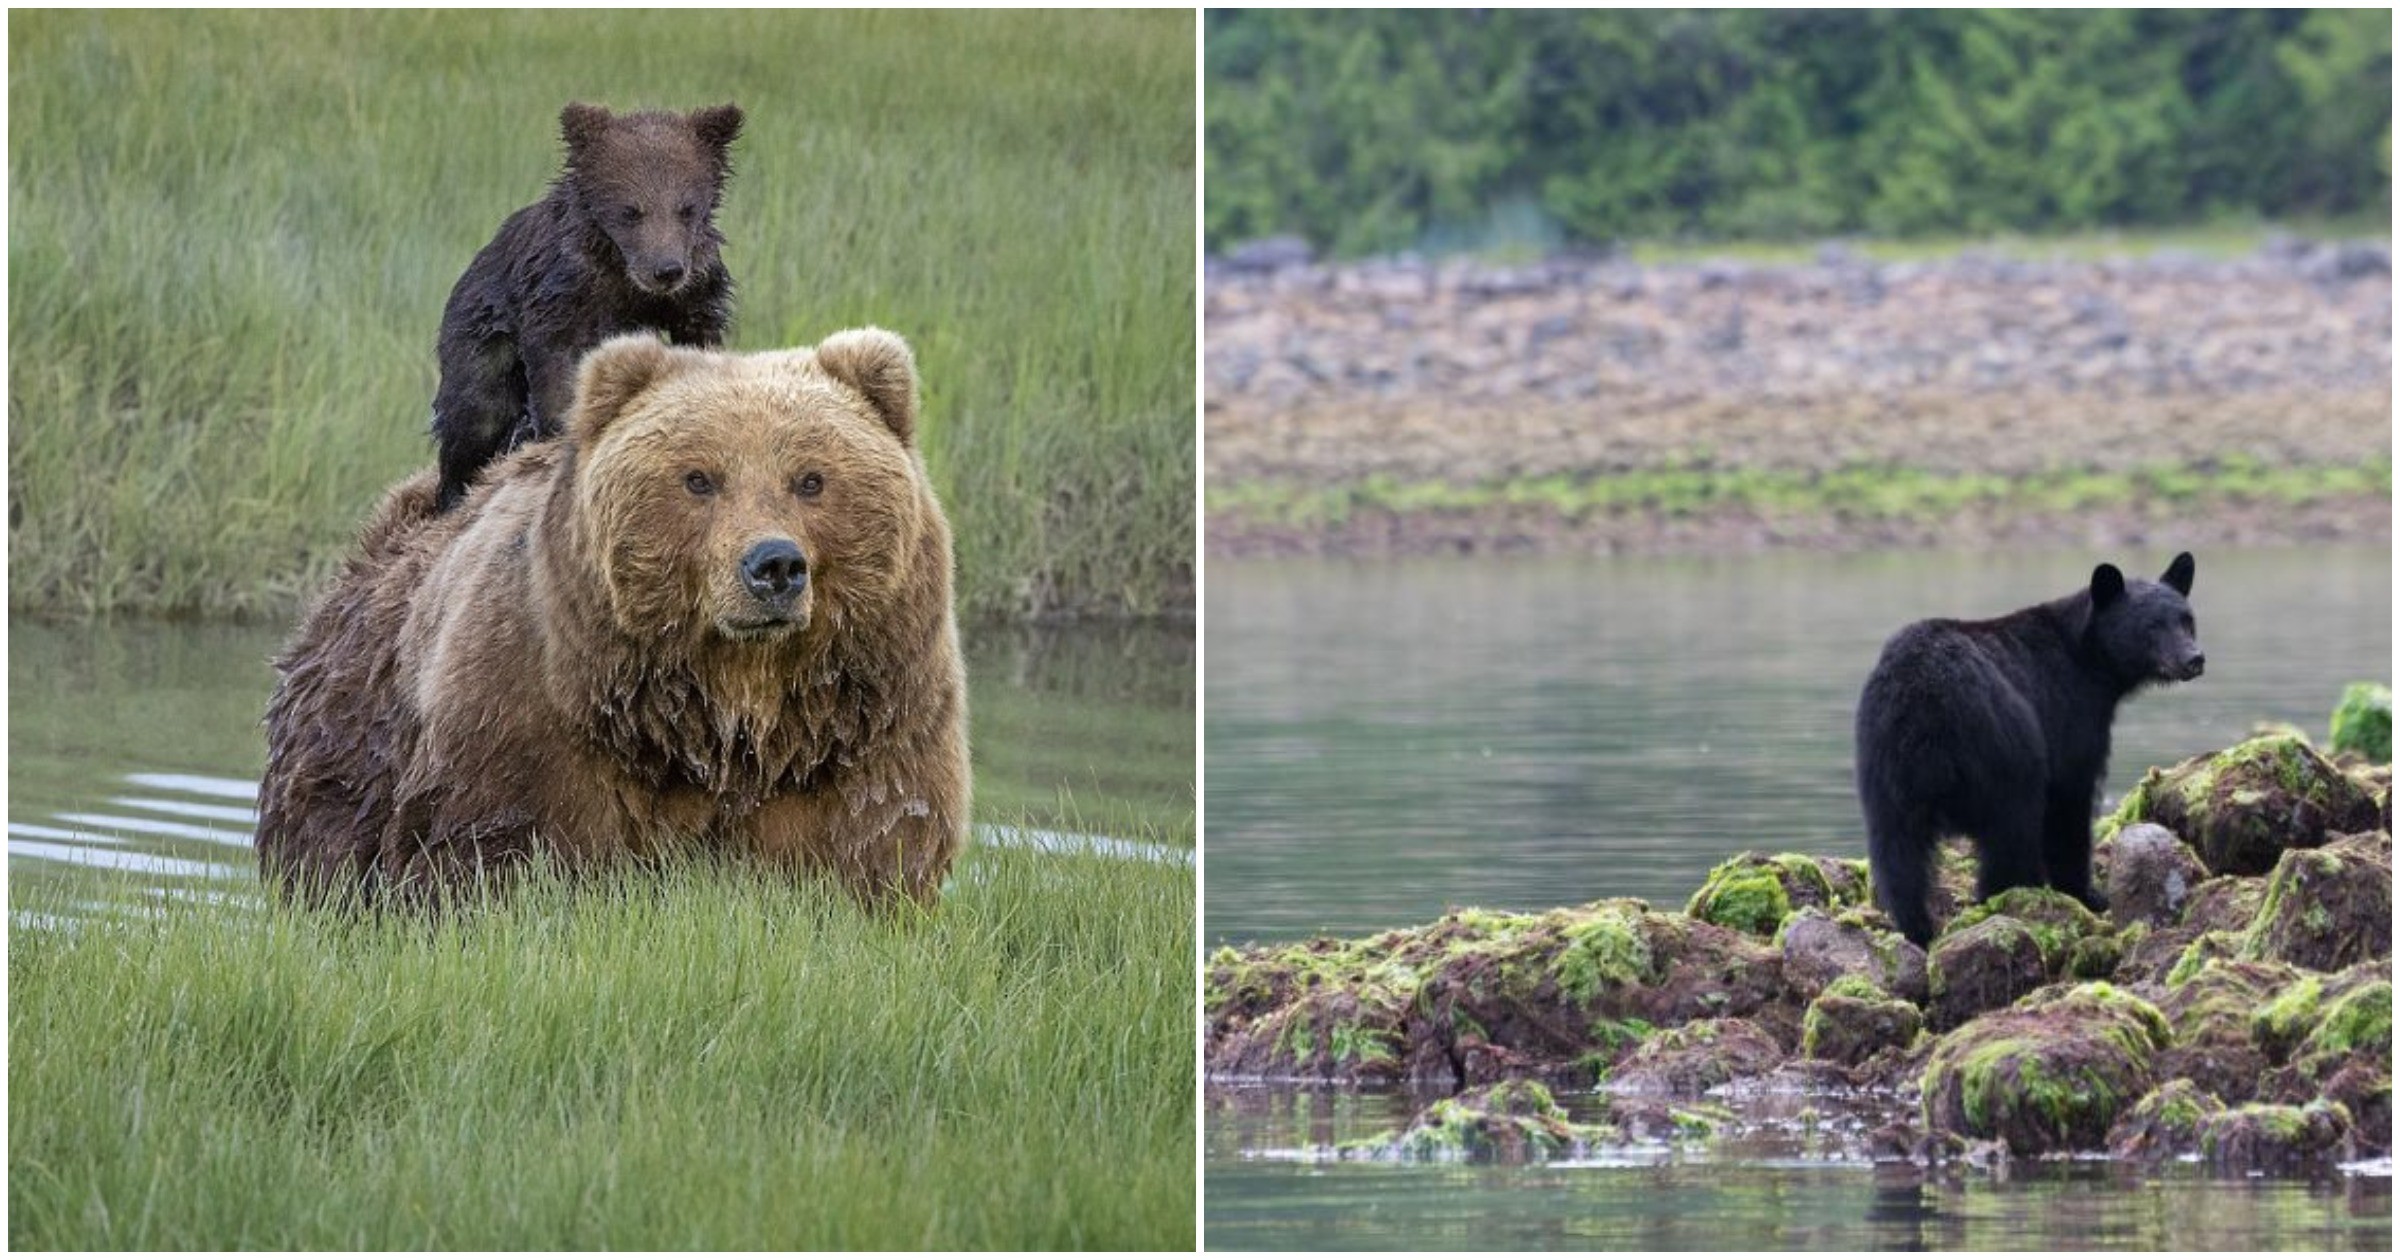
[2089,551,2204,687]
[567,331,926,648]
[560,102,744,298]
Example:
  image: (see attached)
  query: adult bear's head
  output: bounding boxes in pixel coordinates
[558,330,933,653]
[2087,551,2204,689]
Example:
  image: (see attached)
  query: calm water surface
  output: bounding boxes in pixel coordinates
[1207,545,2391,946]
[7,616,1193,918]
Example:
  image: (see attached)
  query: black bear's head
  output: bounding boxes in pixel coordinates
[2088,551,2204,689]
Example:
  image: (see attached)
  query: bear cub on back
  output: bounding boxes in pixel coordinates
[431,101,743,510]
[1854,554,2204,947]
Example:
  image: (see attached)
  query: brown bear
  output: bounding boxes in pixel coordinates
[432,101,744,512]
[259,329,969,910]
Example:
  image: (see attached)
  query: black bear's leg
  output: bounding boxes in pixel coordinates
[1866,801,1940,949]
[1970,802,2048,905]
[2042,793,2108,915]
[433,337,528,512]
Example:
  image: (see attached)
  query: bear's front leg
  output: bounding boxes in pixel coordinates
[745,770,969,909]
[2041,792,2109,915]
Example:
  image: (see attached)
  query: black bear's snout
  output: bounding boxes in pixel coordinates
[2179,651,2206,680]
[649,261,686,290]
[740,539,808,602]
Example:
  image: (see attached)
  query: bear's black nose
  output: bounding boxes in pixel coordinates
[741,539,807,601]
[650,261,686,289]
[2183,652,2206,679]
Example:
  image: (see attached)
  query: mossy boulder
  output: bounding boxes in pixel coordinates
[2313,1063,2392,1158]
[2095,822,2211,929]
[2197,1100,2354,1174]
[2146,957,2299,1103]
[2107,733,2381,876]
[1350,1080,1610,1163]
[1685,852,1870,938]
[1777,906,1928,1003]
[2329,682,2392,763]
[2239,830,2391,973]
[2107,1078,2227,1163]
[1607,1017,1786,1095]
[1801,977,1925,1067]
[1927,915,2053,1031]
[1921,982,2170,1155]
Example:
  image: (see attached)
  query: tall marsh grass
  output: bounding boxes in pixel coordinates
[9,844,1195,1249]
[7,10,1195,620]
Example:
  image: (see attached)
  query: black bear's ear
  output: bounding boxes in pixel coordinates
[2090,563,2127,609]
[690,103,744,156]
[814,328,919,446]
[2161,551,2196,596]
[571,334,686,447]
[559,101,613,155]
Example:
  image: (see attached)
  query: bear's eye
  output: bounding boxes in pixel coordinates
[684,470,717,497]
[678,203,698,223]
[795,472,825,499]
[618,205,644,225]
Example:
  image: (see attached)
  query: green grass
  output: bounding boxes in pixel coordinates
[8,837,1195,1250]
[7,9,1194,620]
[1208,458,2395,531]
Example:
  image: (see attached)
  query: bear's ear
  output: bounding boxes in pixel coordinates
[571,334,685,447]
[2161,551,2196,596]
[559,101,613,155]
[690,102,744,156]
[2090,563,2127,609]
[814,328,919,446]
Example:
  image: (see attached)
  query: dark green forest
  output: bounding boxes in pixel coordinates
[1206,8,2391,256]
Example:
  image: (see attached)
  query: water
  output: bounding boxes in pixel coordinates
[1203,544,2393,1249]
[1206,545,2392,946]
[6,616,1193,916]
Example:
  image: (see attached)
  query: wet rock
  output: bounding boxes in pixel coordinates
[1608,1017,1786,1095]
[2329,682,2391,763]
[2107,1078,2227,1163]
[1921,982,2169,1155]
[2313,1062,2392,1158]
[1800,977,1925,1067]
[2147,957,2300,1103]
[2179,874,2268,936]
[1777,907,1928,1003]
[2096,822,2210,929]
[1684,851,1870,938]
[1347,1079,1608,1163]
[2197,1100,2354,1174]
[2239,830,2391,972]
[1927,915,2051,1031]
[2108,733,2382,876]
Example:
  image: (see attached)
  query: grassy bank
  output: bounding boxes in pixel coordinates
[7,10,1194,620]
[9,840,1194,1249]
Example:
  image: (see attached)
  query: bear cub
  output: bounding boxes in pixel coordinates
[1854,553,2204,947]
[431,100,743,510]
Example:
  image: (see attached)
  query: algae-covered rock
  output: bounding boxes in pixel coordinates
[2314,1063,2392,1158]
[1921,982,2170,1155]
[2330,682,2392,763]
[1927,915,2052,1031]
[1350,1080,1609,1163]
[1607,1017,1785,1095]
[2108,733,2381,876]
[2197,1100,2354,1174]
[2146,957,2300,1103]
[1685,852,1870,938]
[2239,830,2391,972]
[2096,822,2210,929]
[2107,1078,2227,1163]
[1777,907,1928,1004]
[1801,976,1925,1067]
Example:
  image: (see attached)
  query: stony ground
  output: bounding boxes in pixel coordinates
[1206,693,2394,1174]
[1206,240,2392,558]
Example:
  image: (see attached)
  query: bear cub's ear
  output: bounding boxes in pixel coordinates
[560,101,614,154]
[689,102,744,155]
[2090,563,2127,609]
[814,328,920,446]
[571,334,690,447]
[2161,551,2196,596]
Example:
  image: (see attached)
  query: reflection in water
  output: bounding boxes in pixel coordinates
[1207,545,2392,945]
[7,616,1194,917]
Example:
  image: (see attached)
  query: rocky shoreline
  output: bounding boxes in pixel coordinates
[1205,239,2392,560]
[1205,688,2394,1174]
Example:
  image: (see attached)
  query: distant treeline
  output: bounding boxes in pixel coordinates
[1205,8,2391,256]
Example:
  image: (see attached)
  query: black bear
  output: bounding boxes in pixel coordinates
[430,101,743,510]
[1854,553,2204,947]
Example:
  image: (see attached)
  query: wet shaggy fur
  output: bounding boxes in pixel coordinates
[1855,554,2205,946]
[432,101,744,511]
[261,329,968,909]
